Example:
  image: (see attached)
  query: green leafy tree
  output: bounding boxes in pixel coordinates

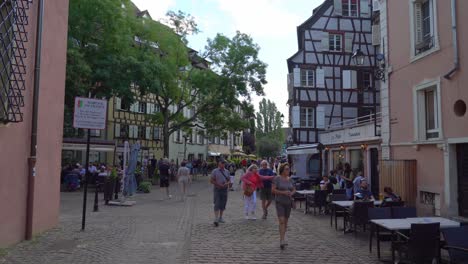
[255,99,284,157]
[65,0,137,136]
[132,12,268,157]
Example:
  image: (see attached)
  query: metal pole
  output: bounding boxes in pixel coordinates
[93,177,99,212]
[81,129,91,230]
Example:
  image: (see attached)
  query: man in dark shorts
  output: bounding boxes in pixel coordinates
[210,160,230,227]
[259,160,275,219]
[159,158,172,199]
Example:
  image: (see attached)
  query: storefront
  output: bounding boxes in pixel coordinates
[320,122,381,195]
[286,144,322,181]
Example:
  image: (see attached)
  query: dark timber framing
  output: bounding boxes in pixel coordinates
[287,0,379,145]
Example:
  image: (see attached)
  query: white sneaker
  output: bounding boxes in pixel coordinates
[245,214,249,220]
[250,213,256,220]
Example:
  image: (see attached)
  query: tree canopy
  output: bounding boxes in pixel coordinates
[255,99,284,158]
[65,2,268,157]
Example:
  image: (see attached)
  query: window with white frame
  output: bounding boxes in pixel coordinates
[153,127,160,140]
[414,81,440,141]
[424,89,438,139]
[300,107,314,128]
[300,69,314,87]
[329,34,342,52]
[118,124,129,138]
[137,126,145,139]
[138,102,146,113]
[412,0,436,56]
[342,0,358,17]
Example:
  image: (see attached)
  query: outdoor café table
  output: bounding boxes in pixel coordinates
[370,217,460,261]
[296,190,315,213]
[330,200,382,230]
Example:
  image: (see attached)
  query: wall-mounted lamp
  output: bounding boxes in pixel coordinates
[360,144,368,150]
[352,49,366,66]
[340,145,345,150]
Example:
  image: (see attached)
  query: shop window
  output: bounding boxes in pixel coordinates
[349,149,364,173]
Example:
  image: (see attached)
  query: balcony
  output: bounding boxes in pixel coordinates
[319,112,381,145]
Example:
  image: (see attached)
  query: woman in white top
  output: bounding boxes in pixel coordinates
[177,161,191,200]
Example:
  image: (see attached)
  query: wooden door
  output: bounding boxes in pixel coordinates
[457,144,468,217]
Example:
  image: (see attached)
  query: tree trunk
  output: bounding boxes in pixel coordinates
[163,117,170,158]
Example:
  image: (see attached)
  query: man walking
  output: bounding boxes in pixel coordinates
[159,158,172,199]
[259,160,276,219]
[210,160,230,227]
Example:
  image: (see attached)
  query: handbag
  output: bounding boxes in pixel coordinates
[243,185,254,197]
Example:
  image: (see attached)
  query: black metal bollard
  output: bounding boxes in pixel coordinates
[93,180,99,212]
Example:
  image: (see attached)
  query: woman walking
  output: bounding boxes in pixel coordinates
[177,161,191,200]
[272,163,296,249]
[240,165,274,220]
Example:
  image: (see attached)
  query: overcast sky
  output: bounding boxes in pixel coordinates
[131,0,323,119]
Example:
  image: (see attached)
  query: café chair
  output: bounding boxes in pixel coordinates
[306,190,328,215]
[344,201,374,236]
[368,207,392,255]
[332,189,346,195]
[391,207,417,219]
[330,193,347,230]
[392,223,440,264]
[381,200,405,208]
[442,226,468,264]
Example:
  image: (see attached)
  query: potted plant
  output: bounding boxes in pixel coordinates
[138,181,152,193]
[104,168,118,205]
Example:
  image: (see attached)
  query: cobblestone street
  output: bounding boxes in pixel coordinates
[1,176,386,264]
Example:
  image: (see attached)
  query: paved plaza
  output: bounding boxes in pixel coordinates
[1,176,387,264]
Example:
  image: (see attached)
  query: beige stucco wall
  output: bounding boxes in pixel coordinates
[0,0,69,246]
[387,0,468,216]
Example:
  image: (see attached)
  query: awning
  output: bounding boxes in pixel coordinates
[62,143,116,152]
[286,144,320,155]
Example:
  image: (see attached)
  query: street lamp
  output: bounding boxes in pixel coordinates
[352,49,366,66]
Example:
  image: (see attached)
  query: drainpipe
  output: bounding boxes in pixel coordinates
[26,0,44,240]
[444,0,459,80]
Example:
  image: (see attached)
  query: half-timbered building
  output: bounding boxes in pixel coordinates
[286,0,380,179]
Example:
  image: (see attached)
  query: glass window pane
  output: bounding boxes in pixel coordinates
[349,149,364,172]
[425,90,435,130]
[300,108,306,127]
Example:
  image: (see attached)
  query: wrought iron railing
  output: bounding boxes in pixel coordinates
[0,0,31,124]
[325,112,382,131]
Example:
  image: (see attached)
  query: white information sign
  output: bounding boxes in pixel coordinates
[73,97,107,130]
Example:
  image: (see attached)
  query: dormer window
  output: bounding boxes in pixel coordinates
[342,0,358,17]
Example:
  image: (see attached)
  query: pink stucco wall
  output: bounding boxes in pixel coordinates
[387,0,468,215]
[0,0,69,246]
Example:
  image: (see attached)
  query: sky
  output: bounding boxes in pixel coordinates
[131,0,323,120]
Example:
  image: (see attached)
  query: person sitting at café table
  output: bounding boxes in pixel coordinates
[354,180,374,201]
[383,186,401,202]
[320,175,334,194]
